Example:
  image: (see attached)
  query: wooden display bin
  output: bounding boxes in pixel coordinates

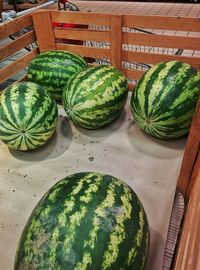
[0,10,200,270]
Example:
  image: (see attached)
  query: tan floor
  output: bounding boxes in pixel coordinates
[71,1,200,17]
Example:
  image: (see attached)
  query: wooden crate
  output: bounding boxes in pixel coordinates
[0,10,200,269]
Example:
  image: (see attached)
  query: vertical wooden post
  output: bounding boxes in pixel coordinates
[177,97,200,198]
[186,153,200,202]
[110,14,122,71]
[173,170,200,270]
[31,10,56,52]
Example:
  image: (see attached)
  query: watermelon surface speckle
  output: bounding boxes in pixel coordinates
[15,172,150,270]
[27,50,88,100]
[62,65,128,129]
[131,61,200,139]
[0,82,58,151]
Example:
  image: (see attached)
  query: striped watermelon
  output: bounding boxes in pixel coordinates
[15,172,150,270]
[27,50,88,100]
[62,65,128,129]
[0,82,58,151]
[131,61,200,139]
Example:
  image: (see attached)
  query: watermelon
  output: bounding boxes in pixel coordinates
[27,50,88,100]
[0,82,58,151]
[15,172,150,270]
[131,61,200,139]
[62,65,128,129]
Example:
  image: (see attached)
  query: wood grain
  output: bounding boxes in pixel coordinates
[177,97,200,198]
[0,14,33,40]
[122,50,200,70]
[50,11,111,26]
[123,14,200,32]
[32,10,56,52]
[186,153,200,202]
[56,43,110,59]
[122,32,200,51]
[173,169,200,270]
[0,30,36,62]
[122,68,145,80]
[110,15,122,71]
[0,49,39,84]
[54,28,110,43]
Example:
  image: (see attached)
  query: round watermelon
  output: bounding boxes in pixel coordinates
[62,65,128,129]
[0,82,58,151]
[131,61,200,139]
[15,172,150,270]
[27,50,88,101]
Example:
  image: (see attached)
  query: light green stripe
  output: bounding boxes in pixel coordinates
[147,61,177,116]
[1,85,20,130]
[127,210,145,266]
[73,75,125,112]
[135,63,160,117]
[69,66,113,105]
[102,185,132,269]
[74,253,92,270]
[48,173,102,266]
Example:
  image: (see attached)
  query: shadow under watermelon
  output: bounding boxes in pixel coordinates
[73,108,127,139]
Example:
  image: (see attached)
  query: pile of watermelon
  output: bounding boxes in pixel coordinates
[0,50,129,151]
[0,49,200,270]
[1,50,199,149]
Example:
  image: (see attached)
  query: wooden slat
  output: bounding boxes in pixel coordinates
[122,68,146,80]
[110,15,122,71]
[0,48,39,84]
[32,10,56,52]
[186,153,200,202]
[0,31,36,62]
[122,51,200,70]
[50,10,111,26]
[177,97,200,197]
[56,43,110,59]
[54,28,110,43]
[173,170,200,270]
[0,14,33,40]
[123,32,200,51]
[123,14,200,32]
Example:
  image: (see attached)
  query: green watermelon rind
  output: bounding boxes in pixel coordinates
[0,81,58,151]
[62,65,128,129]
[14,172,150,270]
[131,60,200,139]
[27,50,88,101]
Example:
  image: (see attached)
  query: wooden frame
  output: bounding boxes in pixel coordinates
[0,10,200,269]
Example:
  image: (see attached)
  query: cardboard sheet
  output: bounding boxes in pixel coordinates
[0,95,186,269]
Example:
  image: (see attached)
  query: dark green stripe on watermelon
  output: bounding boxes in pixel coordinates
[0,82,58,151]
[62,65,128,129]
[131,60,200,139]
[14,172,150,270]
[27,50,88,101]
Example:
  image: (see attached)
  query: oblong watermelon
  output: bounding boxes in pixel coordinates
[131,61,200,139]
[0,82,58,151]
[15,172,150,270]
[62,65,128,129]
[27,50,88,100]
